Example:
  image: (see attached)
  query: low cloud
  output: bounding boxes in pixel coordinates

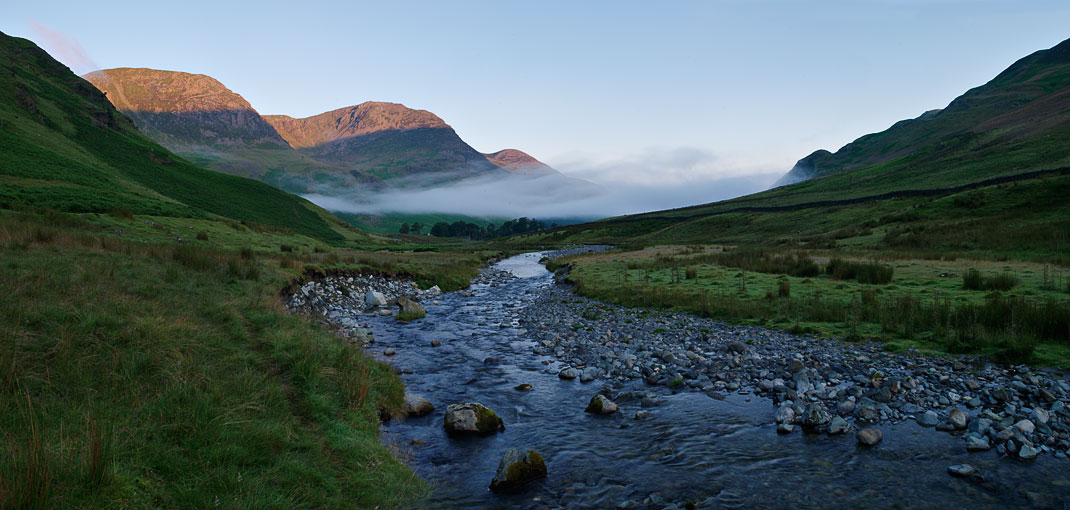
[304,147,782,221]
[29,21,97,74]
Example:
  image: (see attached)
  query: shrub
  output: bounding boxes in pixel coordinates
[778,280,790,298]
[985,272,1017,291]
[963,269,984,290]
[195,231,209,241]
[827,259,894,284]
[227,259,260,280]
[172,245,215,271]
[962,269,1017,291]
[239,246,255,260]
[685,268,697,279]
[280,244,294,253]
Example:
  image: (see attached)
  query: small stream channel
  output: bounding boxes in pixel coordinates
[367,252,1069,509]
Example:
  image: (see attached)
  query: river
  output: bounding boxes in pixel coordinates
[366,252,1069,509]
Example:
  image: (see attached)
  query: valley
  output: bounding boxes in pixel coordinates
[1,17,1069,510]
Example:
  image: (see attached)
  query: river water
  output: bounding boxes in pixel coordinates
[368,252,1069,509]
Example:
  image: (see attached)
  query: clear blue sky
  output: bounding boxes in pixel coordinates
[3,1,1069,187]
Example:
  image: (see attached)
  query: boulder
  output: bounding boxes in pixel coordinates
[724,341,748,354]
[799,403,832,433]
[917,410,939,427]
[585,394,619,414]
[443,403,504,436]
[1014,419,1035,434]
[966,434,991,451]
[580,366,600,383]
[365,290,388,308]
[855,401,881,423]
[397,296,426,318]
[856,428,883,446]
[489,449,547,492]
[1019,444,1039,460]
[514,384,533,391]
[558,367,579,380]
[1030,408,1050,425]
[828,416,850,435]
[948,409,967,430]
[775,405,795,424]
[402,394,434,417]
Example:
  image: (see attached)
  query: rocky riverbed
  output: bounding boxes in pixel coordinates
[287,251,1070,508]
[520,263,1070,462]
[286,272,443,344]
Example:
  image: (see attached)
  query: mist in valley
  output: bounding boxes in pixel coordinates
[304,147,782,223]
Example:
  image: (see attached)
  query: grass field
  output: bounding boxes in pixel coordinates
[550,246,1070,367]
[0,207,511,508]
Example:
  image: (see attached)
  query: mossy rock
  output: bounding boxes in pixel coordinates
[443,402,504,436]
[489,449,547,492]
[585,394,618,414]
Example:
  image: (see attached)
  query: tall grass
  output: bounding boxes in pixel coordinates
[962,269,1017,291]
[81,415,112,490]
[0,209,426,507]
[0,393,52,510]
[827,258,894,284]
[565,273,1070,364]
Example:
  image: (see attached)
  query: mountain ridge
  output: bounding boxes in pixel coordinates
[264,102,448,149]
[482,148,560,175]
[778,37,1070,185]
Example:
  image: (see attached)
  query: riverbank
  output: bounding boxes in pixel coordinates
[519,260,1070,462]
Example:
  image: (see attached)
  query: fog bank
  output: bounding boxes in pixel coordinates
[304,169,781,221]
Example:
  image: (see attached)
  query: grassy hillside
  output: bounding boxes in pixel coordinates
[780,36,1070,187]
[510,171,1070,262]
[0,32,353,243]
[0,208,444,508]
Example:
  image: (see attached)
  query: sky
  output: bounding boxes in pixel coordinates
[3,1,1070,216]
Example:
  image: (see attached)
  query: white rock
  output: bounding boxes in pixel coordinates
[1014,419,1035,434]
[365,290,388,308]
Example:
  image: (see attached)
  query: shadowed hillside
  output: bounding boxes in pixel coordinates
[0,33,363,242]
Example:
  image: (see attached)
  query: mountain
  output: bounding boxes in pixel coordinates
[510,38,1070,257]
[264,102,507,186]
[779,37,1070,186]
[0,32,362,242]
[83,68,289,148]
[483,148,560,176]
[83,68,382,195]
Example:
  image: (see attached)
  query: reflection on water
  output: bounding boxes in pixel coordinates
[368,253,1069,509]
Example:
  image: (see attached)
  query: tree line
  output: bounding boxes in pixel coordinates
[399,217,551,240]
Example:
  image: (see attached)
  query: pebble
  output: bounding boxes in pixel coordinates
[947,464,976,478]
[856,428,883,446]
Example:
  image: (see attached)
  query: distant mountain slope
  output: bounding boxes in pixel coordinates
[779,37,1070,185]
[83,68,289,148]
[265,102,447,148]
[483,148,560,176]
[0,32,352,242]
[84,68,384,195]
[264,103,507,186]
